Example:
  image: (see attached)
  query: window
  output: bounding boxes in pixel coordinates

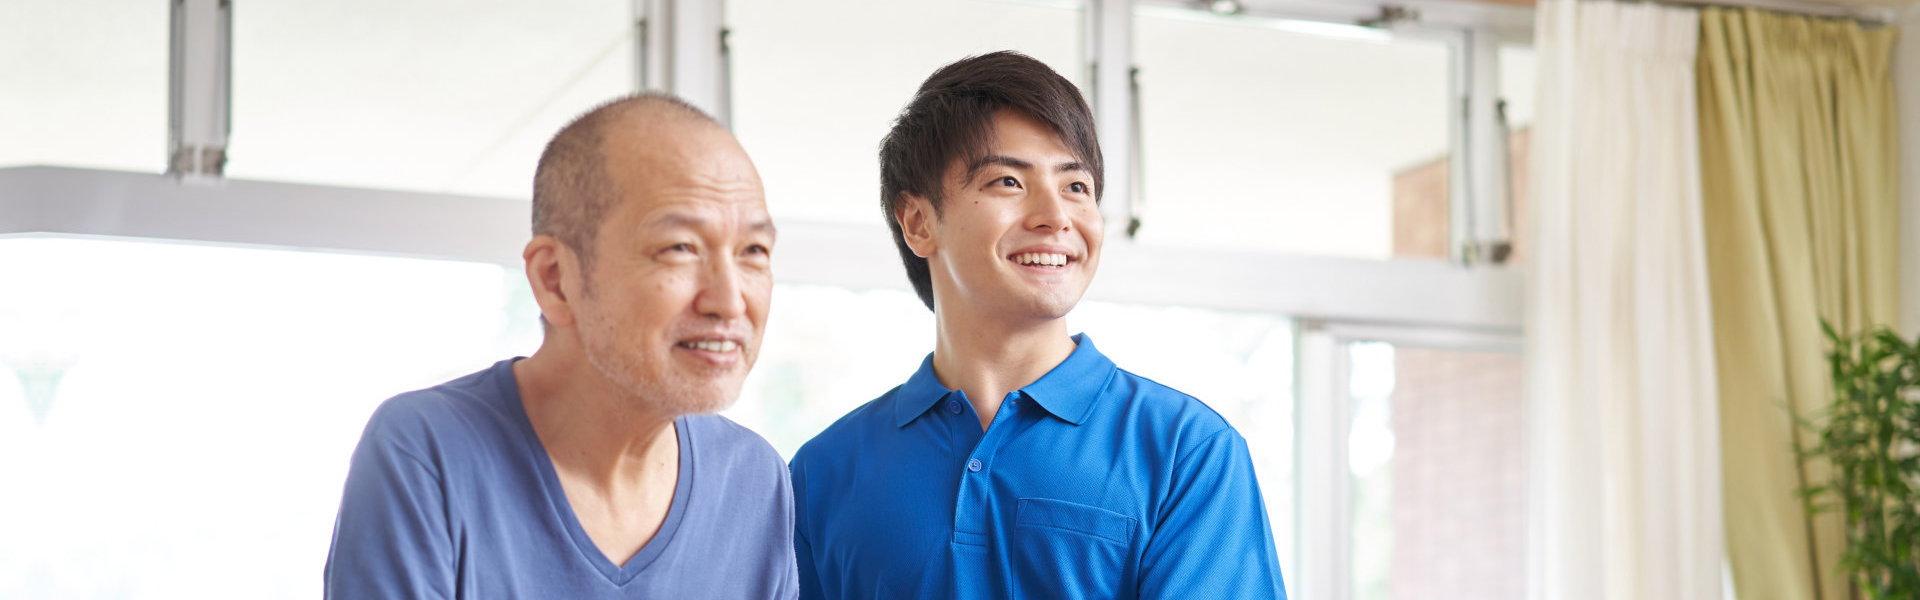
[1347,340,1526,600]
[0,237,537,597]
[726,284,935,456]
[1134,7,1456,258]
[726,0,1084,225]
[225,0,634,198]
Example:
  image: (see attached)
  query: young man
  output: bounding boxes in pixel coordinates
[325,94,796,598]
[789,52,1287,599]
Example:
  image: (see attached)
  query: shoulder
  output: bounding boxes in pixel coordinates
[1105,367,1235,442]
[684,414,785,473]
[354,362,518,464]
[789,389,899,474]
[1098,365,1244,459]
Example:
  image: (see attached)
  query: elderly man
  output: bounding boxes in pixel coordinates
[789,52,1287,599]
[325,94,795,598]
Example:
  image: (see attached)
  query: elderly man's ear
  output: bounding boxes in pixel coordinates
[524,235,582,329]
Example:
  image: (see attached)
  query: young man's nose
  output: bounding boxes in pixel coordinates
[1022,186,1074,233]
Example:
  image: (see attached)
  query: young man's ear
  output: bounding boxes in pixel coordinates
[523,235,583,330]
[895,193,937,259]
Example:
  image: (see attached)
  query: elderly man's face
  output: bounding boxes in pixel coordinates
[570,123,773,415]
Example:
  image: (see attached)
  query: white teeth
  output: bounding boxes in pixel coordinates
[1014,252,1069,267]
[685,340,738,352]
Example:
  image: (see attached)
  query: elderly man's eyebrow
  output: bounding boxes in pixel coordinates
[646,212,777,237]
[645,213,710,232]
[746,217,777,238]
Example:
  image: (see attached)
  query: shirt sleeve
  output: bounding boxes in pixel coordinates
[323,408,455,600]
[1138,428,1288,600]
[773,451,802,600]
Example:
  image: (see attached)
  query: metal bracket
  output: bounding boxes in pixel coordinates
[1358,5,1420,29]
[167,0,232,180]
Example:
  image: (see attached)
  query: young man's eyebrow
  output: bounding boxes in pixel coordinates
[969,155,1033,172]
[966,155,1089,176]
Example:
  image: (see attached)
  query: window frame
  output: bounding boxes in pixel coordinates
[0,4,1542,600]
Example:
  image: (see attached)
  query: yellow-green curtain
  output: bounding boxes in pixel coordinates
[1697,7,1899,600]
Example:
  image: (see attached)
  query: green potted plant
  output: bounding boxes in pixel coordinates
[1800,322,1920,599]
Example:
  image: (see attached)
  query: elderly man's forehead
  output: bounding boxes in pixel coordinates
[602,118,751,175]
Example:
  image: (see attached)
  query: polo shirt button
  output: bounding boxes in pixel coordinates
[946,400,963,414]
[966,458,983,472]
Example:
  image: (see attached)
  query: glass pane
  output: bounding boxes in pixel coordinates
[728,284,935,457]
[0,237,539,598]
[1347,341,1526,600]
[1387,44,1534,265]
[727,0,1085,224]
[226,0,634,198]
[1135,8,1454,258]
[0,0,167,171]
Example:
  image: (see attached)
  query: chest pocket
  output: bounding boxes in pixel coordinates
[1011,497,1137,600]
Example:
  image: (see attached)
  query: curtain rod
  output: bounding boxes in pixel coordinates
[1649,0,1899,24]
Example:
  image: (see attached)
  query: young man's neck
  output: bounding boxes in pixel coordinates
[930,307,1078,431]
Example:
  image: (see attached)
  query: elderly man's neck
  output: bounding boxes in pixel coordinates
[512,343,681,486]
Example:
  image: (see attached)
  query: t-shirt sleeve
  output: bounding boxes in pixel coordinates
[773,452,801,600]
[324,403,456,600]
[1137,428,1288,600]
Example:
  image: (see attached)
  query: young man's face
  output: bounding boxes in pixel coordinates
[910,109,1103,324]
[568,123,775,415]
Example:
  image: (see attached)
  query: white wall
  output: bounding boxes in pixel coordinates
[1901,6,1920,336]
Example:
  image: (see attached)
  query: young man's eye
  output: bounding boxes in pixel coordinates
[1067,182,1088,194]
[996,176,1020,188]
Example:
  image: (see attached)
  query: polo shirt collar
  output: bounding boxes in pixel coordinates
[893,353,955,427]
[1019,334,1114,426]
[891,334,1116,428]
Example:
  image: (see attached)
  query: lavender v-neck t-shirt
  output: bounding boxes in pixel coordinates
[325,358,797,598]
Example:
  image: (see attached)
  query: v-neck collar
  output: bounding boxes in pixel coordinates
[494,358,696,586]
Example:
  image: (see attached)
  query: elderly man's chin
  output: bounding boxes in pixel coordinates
[584,350,751,416]
[659,374,750,415]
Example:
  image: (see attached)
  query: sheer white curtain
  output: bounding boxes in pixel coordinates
[1526,2,1724,599]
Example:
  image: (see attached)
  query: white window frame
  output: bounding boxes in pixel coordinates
[0,4,1542,600]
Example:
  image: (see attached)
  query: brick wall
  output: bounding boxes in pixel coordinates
[1386,348,1527,600]
[1381,127,1531,600]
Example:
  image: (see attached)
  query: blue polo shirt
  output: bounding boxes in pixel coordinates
[789,335,1286,599]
